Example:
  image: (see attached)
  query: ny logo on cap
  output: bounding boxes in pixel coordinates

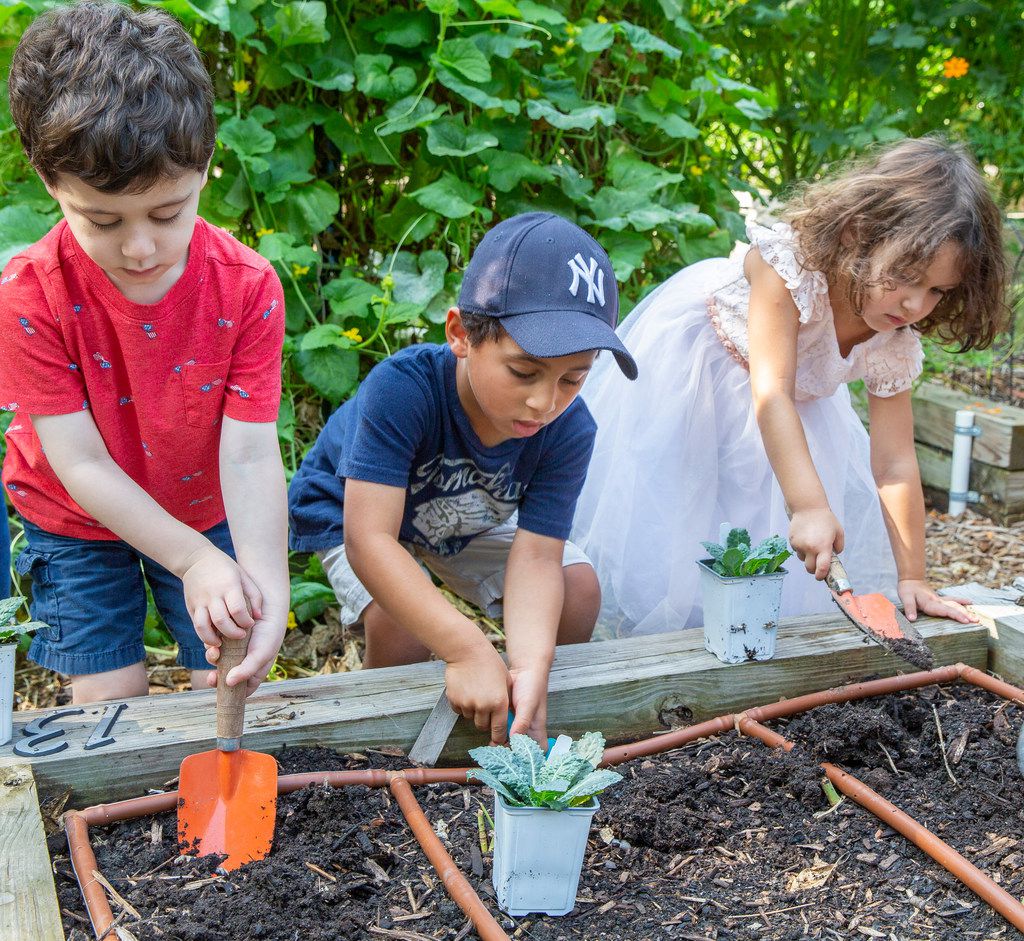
[567,253,606,308]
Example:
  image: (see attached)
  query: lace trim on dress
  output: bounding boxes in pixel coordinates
[706,296,750,370]
[746,222,831,326]
[863,328,925,397]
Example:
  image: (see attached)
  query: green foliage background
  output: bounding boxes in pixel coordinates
[0,0,1021,624]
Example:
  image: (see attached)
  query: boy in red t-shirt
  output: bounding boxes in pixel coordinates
[0,2,288,704]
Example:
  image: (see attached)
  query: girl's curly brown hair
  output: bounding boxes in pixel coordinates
[784,137,1008,351]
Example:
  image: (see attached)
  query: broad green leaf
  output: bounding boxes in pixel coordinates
[726,527,751,549]
[517,0,566,25]
[475,0,521,15]
[472,28,542,59]
[379,198,440,245]
[578,22,615,53]
[272,103,326,141]
[469,742,532,801]
[603,230,649,280]
[425,0,458,13]
[484,151,554,192]
[282,57,354,91]
[258,232,318,269]
[294,345,359,404]
[323,277,378,321]
[219,116,275,157]
[436,38,491,83]
[735,98,772,121]
[290,580,336,622]
[366,9,435,48]
[0,205,55,269]
[410,173,483,219]
[537,753,592,792]
[391,250,448,307]
[267,1,328,48]
[526,98,616,131]
[277,180,340,235]
[374,95,447,137]
[434,66,520,115]
[301,323,355,352]
[609,154,683,194]
[425,117,499,158]
[719,546,747,575]
[549,163,594,202]
[617,20,681,58]
[628,96,699,139]
[355,54,418,101]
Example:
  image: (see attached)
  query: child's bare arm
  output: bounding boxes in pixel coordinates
[30,410,259,644]
[343,478,511,743]
[867,391,976,624]
[207,417,290,691]
[745,248,843,577]
[502,529,565,745]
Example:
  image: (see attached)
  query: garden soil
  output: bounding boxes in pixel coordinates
[51,684,1023,940]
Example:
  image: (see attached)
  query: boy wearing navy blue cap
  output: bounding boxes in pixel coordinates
[288,212,636,746]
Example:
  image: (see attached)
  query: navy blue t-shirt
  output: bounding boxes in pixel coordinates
[288,344,597,556]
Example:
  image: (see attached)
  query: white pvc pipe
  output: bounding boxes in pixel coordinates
[948,408,976,517]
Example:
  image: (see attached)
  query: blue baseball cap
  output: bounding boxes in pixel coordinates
[457,212,638,380]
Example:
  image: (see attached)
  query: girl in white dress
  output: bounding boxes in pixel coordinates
[572,138,1008,637]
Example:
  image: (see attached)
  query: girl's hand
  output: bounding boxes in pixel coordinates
[789,508,845,579]
[897,579,979,624]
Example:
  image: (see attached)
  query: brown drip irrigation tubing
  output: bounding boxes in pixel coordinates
[64,663,1024,940]
[389,776,511,941]
[822,762,1024,932]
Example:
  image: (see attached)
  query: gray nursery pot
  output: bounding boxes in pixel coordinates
[697,559,786,664]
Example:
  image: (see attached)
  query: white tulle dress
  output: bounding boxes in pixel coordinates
[571,221,925,638]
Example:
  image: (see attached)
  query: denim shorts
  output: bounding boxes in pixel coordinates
[17,518,234,675]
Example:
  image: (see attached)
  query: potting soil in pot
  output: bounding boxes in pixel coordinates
[49,684,1024,940]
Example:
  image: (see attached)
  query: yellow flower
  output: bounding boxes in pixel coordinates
[292,263,310,277]
[342,328,363,343]
[551,44,566,56]
[943,57,969,78]
[241,50,253,65]
[232,79,251,95]
[689,165,703,176]
[287,611,297,630]
[596,14,608,24]
[255,227,275,238]
[524,83,540,98]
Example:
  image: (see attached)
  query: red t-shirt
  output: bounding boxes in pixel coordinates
[0,218,285,539]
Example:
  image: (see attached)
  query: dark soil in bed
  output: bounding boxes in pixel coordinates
[51,682,1023,941]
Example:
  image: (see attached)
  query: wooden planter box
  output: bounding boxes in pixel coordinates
[855,381,1024,524]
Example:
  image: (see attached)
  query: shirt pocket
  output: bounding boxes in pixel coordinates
[178,360,230,428]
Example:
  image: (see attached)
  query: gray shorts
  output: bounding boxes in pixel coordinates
[318,517,591,627]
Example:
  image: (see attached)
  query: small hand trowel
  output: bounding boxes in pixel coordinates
[825,556,935,670]
[177,633,278,871]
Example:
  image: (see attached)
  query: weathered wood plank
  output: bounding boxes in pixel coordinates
[0,613,987,805]
[942,581,1024,686]
[911,382,1024,470]
[0,765,64,941]
[916,440,1024,522]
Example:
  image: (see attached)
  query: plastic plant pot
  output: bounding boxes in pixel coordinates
[0,640,15,746]
[491,792,599,917]
[697,558,785,664]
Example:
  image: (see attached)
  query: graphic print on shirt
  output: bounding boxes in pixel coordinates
[18,317,35,336]
[228,383,251,399]
[142,323,157,339]
[408,455,522,554]
[173,359,196,374]
[0,273,18,286]
[93,352,111,369]
[217,317,234,328]
[260,299,278,320]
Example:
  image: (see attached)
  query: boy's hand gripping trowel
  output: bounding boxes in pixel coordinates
[825,556,935,670]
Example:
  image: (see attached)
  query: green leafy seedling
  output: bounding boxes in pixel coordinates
[0,596,43,646]
[701,524,792,577]
[468,731,623,810]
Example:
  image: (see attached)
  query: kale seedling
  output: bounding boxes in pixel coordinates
[0,595,40,645]
[701,524,792,577]
[468,732,622,810]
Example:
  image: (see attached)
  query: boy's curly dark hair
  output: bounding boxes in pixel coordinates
[784,136,1008,351]
[8,1,216,194]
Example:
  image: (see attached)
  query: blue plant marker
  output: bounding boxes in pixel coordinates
[507,711,556,756]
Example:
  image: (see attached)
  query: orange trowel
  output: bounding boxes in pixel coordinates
[825,556,935,670]
[177,633,278,871]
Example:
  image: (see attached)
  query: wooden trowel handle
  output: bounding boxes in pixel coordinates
[825,556,853,596]
[216,632,250,750]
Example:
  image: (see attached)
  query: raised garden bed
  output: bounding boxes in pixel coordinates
[51,667,1024,941]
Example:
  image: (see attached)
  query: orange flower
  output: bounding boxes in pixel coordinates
[943,57,969,79]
